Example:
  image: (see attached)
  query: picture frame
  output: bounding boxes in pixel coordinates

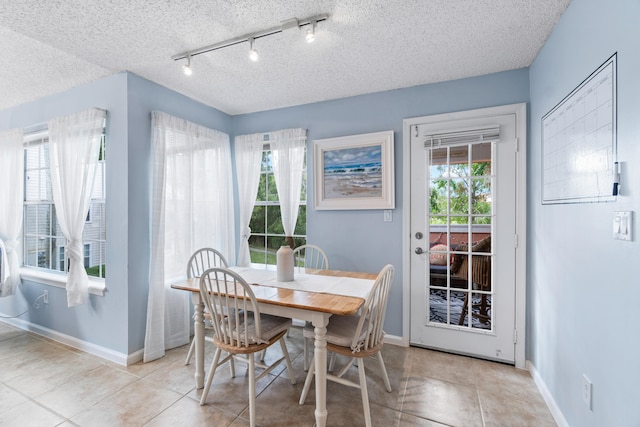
[314,130,395,210]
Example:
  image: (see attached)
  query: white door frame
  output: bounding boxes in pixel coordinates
[402,103,527,369]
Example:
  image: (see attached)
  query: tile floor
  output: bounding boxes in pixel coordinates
[0,322,556,426]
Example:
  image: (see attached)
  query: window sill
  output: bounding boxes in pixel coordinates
[19,267,106,296]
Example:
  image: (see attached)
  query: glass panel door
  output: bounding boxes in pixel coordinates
[427,142,493,331]
[409,108,520,363]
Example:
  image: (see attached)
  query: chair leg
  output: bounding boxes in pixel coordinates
[184,337,195,365]
[187,336,235,377]
[200,347,222,405]
[328,352,337,372]
[248,353,256,427]
[303,337,310,371]
[277,338,297,385]
[229,354,236,378]
[357,359,372,427]
[299,354,315,405]
[458,292,470,325]
[259,349,266,362]
[249,355,256,427]
[376,351,392,392]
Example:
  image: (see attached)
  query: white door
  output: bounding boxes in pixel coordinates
[409,107,522,363]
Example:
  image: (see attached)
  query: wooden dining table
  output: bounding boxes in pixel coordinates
[171,266,377,427]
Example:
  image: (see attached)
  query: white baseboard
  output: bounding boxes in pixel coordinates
[384,333,407,347]
[1,317,132,366]
[528,360,569,427]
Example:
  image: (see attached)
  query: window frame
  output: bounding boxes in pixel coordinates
[20,127,106,295]
[248,142,307,269]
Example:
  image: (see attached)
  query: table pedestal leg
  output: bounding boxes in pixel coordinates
[313,315,329,427]
[193,296,205,389]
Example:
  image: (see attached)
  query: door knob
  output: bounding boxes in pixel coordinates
[415,247,424,254]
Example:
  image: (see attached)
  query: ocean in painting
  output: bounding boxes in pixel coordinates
[323,145,382,198]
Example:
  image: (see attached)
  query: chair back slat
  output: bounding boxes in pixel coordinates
[187,248,229,278]
[350,264,394,353]
[199,267,261,349]
[292,244,329,271]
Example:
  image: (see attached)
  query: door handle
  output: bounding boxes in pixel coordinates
[415,247,424,254]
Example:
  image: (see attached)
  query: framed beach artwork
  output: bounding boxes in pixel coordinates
[313,130,395,210]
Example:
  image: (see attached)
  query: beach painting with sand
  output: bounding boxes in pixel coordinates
[314,130,394,210]
[323,145,382,199]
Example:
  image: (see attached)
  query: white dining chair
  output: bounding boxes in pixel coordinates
[292,244,329,271]
[198,267,297,427]
[299,264,394,427]
[184,247,229,366]
[292,244,330,371]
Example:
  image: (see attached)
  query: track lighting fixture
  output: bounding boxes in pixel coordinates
[182,55,193,76]
[171,14,328,73]
[305,21,316,43]
[248,38,259,62]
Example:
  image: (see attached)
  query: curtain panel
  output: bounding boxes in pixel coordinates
[144,111,235,362]
[270,128,307,247]
[234,133,264,266]
[48,108,106,307]
[0,128,24,297]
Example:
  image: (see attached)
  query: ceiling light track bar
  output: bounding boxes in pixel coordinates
[172,14,328,61]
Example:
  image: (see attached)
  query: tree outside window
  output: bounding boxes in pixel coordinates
[248,149,306,266]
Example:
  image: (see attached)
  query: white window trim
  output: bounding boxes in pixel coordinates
[22,126,106,292]
[19,266,105,296]
[429,224,491,233]
[249,141,307,268]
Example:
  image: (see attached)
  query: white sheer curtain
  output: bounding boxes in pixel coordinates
[0,128,24,297]
[144,111,235,362]
[234,133,263,266]
[270,128,306,247]
[48,108,106,307]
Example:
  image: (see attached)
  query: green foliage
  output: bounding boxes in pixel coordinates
[430,161,492,224]
[86,264,105,278]
[249,148,307,264]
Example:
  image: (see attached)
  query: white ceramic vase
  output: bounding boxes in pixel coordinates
[276,245,294,282]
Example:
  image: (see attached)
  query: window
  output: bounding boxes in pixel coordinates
[58,243,92,271]
[23,131,106,278]
[248,145,306,266]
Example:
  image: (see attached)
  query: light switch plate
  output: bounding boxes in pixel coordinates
[613,211,633,241]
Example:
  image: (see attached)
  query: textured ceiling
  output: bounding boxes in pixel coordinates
[0,0,571,115]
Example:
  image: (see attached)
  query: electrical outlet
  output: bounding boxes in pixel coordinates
[582,374,592,410]
[43,290,49,304]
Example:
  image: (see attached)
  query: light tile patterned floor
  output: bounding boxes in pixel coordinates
[0,322,556,426]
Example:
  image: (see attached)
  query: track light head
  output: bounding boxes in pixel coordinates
[248,38,259,62]
[305,22,316,43]
[183,55,193,76]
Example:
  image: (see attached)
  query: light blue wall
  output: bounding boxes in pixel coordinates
[125,74,232,351]
[232,69,530,336]
[0,74,131,352]
[528,0,640,425]
[0,73,232,354]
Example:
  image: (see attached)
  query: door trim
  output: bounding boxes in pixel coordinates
[402,103,527,368]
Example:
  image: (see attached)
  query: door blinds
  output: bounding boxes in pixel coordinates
[423,125,500,148]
